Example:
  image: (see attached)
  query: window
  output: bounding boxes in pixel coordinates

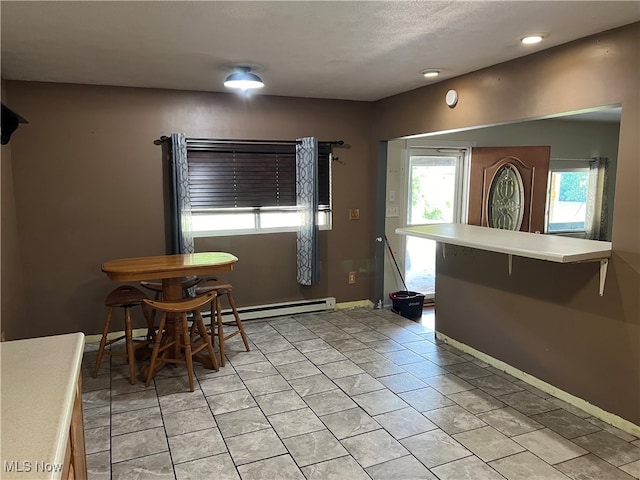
[407,154,461,225]
[545,158,606,238]
[186,140,332,236]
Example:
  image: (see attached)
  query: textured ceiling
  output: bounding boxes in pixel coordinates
[1,1,639,101]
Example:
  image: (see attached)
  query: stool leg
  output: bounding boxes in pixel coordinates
[216,296,225,367]
[124,306,136,385]
[146,291,161,326]
[146,313,167,387]
[141,303,155,345]
[181,313,194,392]
[227,292,250,352]
[173,315,182,366]
[207,297,220,367]
[93,306,114,378]
[194,310,219,371]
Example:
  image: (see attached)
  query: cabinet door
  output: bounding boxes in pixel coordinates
[468,146,550,233]
[69,373,87,479]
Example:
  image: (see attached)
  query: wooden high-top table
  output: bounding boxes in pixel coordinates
[102,252,238,299]
[102,252,238,371]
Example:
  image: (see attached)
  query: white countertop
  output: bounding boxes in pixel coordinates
[396,223,612,263]
[0,333,85,479]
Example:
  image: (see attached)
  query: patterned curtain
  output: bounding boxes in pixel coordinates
[171,133,194,254]
[585,157,609,240]
[296,137,320,285]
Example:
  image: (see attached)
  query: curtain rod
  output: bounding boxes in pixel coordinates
[157,135,344,147]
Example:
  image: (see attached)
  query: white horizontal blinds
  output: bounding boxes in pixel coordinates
[186,141,332,211]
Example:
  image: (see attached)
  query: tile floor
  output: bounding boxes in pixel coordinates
[81,307,640,479]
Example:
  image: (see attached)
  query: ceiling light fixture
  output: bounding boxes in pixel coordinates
[421,70,440,78]
[521,34,547,45]
[224,66,264,90]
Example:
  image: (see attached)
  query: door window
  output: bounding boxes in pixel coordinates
[404,149,467,297]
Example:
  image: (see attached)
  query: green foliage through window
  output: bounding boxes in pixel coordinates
[558,172,588,202]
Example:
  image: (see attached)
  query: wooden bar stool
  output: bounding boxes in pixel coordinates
[195,277,250,367]
[142,292,219,391]
[140,276,202,325]
[93,285,153,384]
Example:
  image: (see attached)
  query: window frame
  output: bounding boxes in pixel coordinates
[406,147,469,227]
[186,139,333,237]
[545,158,593,237]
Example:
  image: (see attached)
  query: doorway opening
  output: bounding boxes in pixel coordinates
[404,148,468,299]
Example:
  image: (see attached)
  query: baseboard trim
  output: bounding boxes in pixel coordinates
[436,331,640,437]
[336,300,374,310]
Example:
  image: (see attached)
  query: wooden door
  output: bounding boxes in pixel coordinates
[468,146,550,233]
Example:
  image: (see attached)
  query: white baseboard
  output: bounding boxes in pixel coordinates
[437,331,640,437]
[336,300,374,310]
[226,297,336,321]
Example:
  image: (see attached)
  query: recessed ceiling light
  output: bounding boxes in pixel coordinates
[421,70,440,79]
[521,33,547,45]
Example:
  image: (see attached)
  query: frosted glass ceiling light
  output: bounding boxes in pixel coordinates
[421,70,440,78]
[224,66,264,90]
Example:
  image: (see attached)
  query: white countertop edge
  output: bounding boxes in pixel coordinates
[53,333,85,478]
[395,224,612,263]
[1,332,85,480]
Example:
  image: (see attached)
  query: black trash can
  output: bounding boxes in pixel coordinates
[389,290,425,320]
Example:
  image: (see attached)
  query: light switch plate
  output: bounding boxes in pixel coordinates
[386,206,399,217]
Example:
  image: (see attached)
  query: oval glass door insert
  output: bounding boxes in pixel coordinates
[487,164,524,230]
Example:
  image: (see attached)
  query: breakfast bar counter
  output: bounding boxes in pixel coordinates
[0,333,86,479]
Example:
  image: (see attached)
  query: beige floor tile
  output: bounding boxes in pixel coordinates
[513,428,588,465]
[341,429,408,468]
[174,452,240,480]
[268,407,326,439]
[556,453,636,480]
[366,455,438,479]
[237,454,304,480]
[111,452,174,480]
[424,404,487,434]
[401,429,472,468]
[302,455,370,480]
[80,307,640,480]
[490,451,571,480]
[572,431,640,467]
[431,455,504,479]
[453,425,525,462]
[320,407,381,439]
[282,429,348,467]
[112,426,168,463]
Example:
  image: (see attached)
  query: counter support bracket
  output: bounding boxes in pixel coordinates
[599,258,608,296]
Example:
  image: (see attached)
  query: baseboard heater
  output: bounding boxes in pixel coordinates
[204,297,337,322]
[86,297,338,344]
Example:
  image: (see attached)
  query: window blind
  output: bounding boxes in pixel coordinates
[186,142,331,210]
